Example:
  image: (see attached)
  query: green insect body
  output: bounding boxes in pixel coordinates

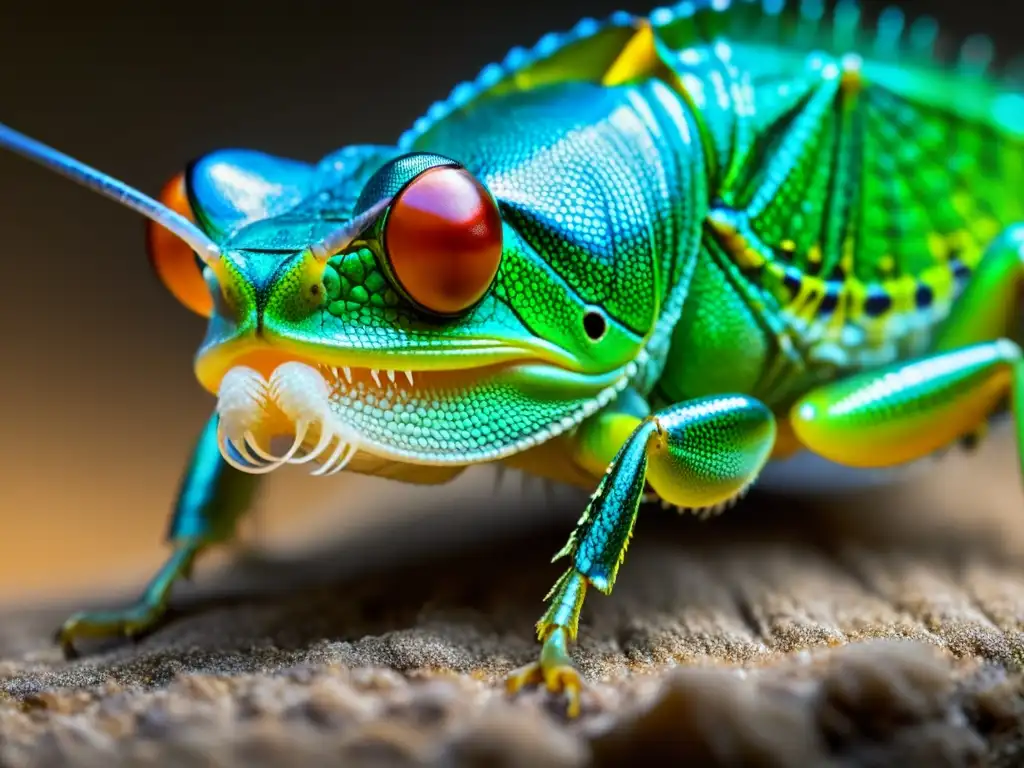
[3,0,1024,718]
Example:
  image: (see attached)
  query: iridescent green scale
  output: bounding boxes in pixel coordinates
[402,0,1024,391]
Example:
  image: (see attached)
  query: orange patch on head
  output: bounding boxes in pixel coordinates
[146,172,214,317]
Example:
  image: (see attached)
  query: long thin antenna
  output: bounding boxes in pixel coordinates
[308,196,392,262]
[0,121,221,266]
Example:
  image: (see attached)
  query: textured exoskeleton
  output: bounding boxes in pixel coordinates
[2,0,1024,717]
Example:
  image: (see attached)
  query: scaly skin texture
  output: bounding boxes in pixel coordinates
[3,0,1024,719]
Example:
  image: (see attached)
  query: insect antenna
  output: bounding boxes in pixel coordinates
[0,121,221,266]
[308,196,392,263]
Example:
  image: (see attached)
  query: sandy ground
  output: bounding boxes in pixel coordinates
[1,433,1024,766]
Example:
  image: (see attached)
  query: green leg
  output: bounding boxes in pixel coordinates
[55,411,260,658]
[506,393,776,717]
[790,339,1024,475]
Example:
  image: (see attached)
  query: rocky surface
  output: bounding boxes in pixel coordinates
[2,437,1024,767]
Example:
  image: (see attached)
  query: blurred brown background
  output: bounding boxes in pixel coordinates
[0,0,1012,605]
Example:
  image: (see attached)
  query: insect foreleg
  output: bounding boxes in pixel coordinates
[55,412,260,658]
[506,394,776,716]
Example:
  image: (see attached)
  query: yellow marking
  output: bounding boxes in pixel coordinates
[602,21,659,86]
[839,53,864,96]
[741,201,989,342]
[947,229,971,253]
[840,248,855,278]
[490,23,640,96]
[924,228,983,265]
[787,280,813,318]
[891,274,917,315]
[759,232,982,341]
[845,278,867,320]
[923,263,955,304]
[975,216,1001,244]
[739,247,766,269]
[827,283,848,332]
[707,212,766,269]
[792,275,829,322]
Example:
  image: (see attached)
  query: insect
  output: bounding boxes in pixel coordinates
[2,0,1023,718]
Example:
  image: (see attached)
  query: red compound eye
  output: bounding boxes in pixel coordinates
[382,166,503,316]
